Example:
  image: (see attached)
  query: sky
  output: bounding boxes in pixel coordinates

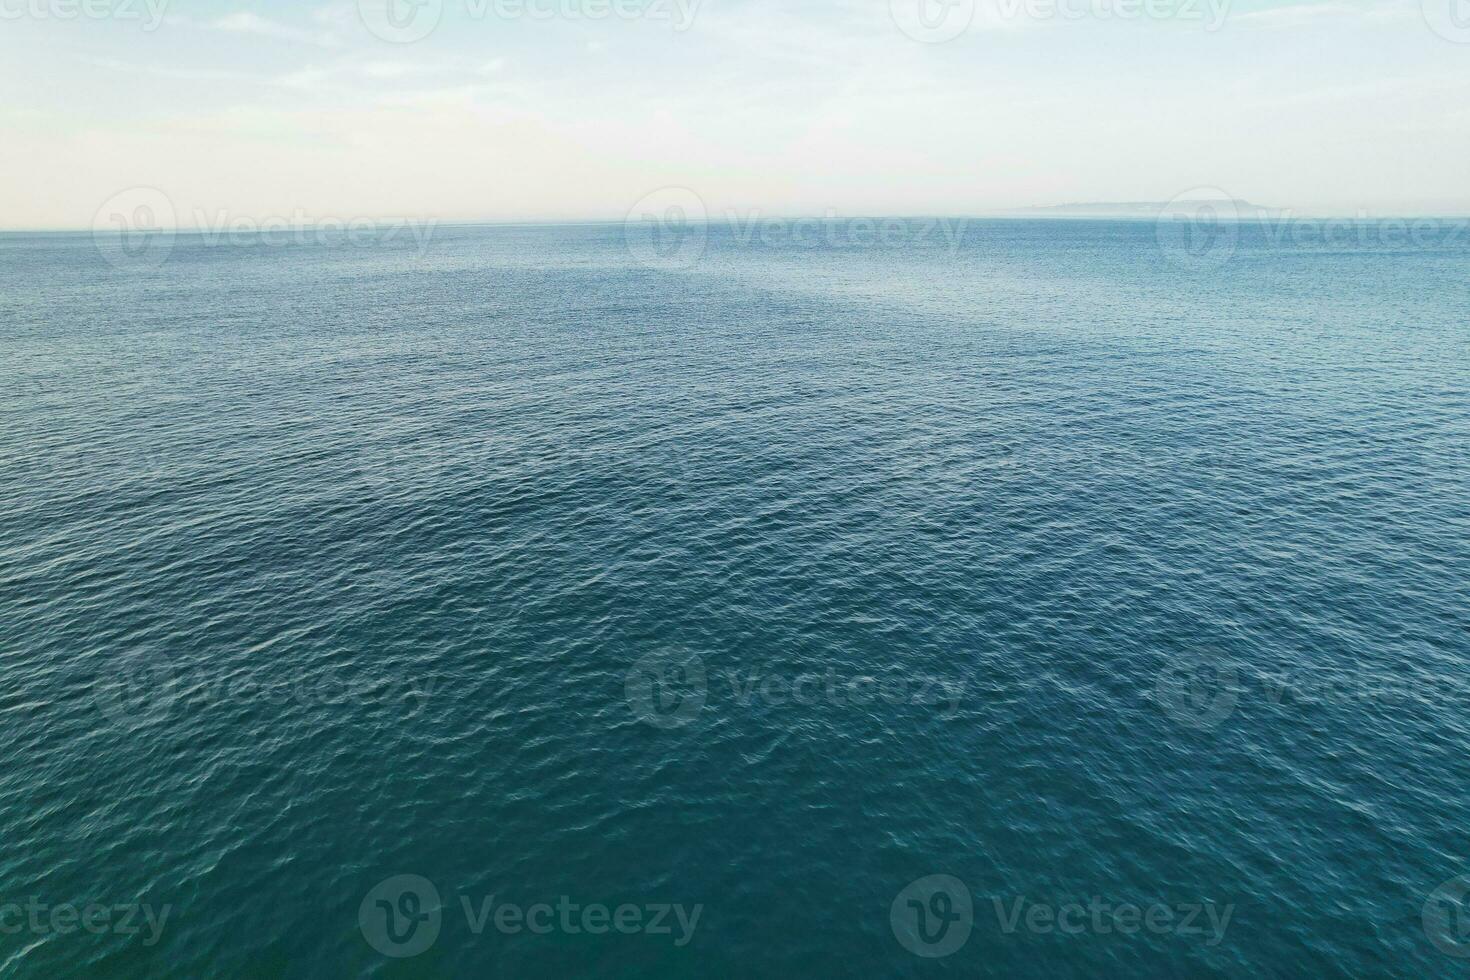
[2,0,1468,228]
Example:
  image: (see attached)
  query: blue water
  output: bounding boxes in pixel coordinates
[1,219,1468,977]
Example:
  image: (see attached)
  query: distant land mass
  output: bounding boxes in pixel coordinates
[1011,200,1281,217]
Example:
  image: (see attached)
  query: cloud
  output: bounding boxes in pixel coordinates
[81,56,259,83]
[361,62,421,79]
[85,51,509,95]
[1233,0,1409,28]
[210,12,342,47]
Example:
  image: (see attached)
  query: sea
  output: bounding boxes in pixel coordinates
[1,217,1467,977]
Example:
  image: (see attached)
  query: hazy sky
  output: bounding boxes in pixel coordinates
[3,0,1468,228]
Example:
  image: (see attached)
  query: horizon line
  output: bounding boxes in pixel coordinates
[11,208,1470,235]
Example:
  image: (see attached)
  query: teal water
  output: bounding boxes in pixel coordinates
[1,219,1468,976]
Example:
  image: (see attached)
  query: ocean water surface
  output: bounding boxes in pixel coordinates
[1,219,1468,976]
